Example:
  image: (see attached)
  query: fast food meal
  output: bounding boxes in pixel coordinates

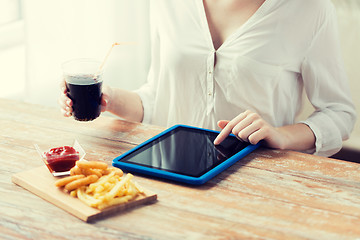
[54,161,144,210]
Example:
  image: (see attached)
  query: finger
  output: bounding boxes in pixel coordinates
[67,99,73,107]
[61,86,67,94]
[214,113,247,145]
[60,79,67,94]
[59,94,73,109]
[214,127,232,145]
[58,95,73,117]
[247,127,268,145]
[237,120,262,142]
[231,114,256,137]
[58,95,66,110]
[101,93,109,112]
[60,108,72,117]
[217,120,229,129]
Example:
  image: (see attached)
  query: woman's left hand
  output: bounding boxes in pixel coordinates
[213,110,287,149]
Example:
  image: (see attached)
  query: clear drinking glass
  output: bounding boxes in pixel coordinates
[62,58,103,121]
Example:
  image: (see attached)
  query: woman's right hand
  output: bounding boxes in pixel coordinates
[59,80,73,117]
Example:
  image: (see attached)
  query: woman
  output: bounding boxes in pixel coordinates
[60,0,356,157]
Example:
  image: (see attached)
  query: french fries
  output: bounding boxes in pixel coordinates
[54,161,144,210]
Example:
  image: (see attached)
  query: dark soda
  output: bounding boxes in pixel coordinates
[65,74,103,121]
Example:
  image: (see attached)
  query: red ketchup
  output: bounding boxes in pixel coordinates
[44,146,79,172]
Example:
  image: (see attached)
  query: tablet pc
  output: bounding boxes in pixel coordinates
[112,124,260,185]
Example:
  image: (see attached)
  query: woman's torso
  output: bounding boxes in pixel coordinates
[149,0,330,130]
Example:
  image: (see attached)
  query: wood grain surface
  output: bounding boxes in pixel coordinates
[1,98,360,240]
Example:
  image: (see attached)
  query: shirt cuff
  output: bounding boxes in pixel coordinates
[299,113,342,157]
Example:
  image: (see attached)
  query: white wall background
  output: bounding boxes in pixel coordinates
[23,0,150,107]
[0,0,25,99]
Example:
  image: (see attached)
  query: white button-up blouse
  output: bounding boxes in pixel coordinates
[135,0,356,157]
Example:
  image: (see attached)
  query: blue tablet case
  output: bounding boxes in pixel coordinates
[112,124,260,185]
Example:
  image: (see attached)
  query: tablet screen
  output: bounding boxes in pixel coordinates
[118,126,250,177]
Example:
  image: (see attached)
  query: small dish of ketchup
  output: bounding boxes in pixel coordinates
[34,140,86,176]
[44,146,79,172]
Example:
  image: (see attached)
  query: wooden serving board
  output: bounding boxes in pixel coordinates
[12,166,157,222]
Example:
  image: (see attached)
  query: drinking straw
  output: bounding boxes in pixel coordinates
[93,42,136,80]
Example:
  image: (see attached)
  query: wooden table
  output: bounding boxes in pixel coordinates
[1,98,360,240]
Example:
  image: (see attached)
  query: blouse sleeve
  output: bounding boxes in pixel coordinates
[133,2,160,124]
[300,3,356,157]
